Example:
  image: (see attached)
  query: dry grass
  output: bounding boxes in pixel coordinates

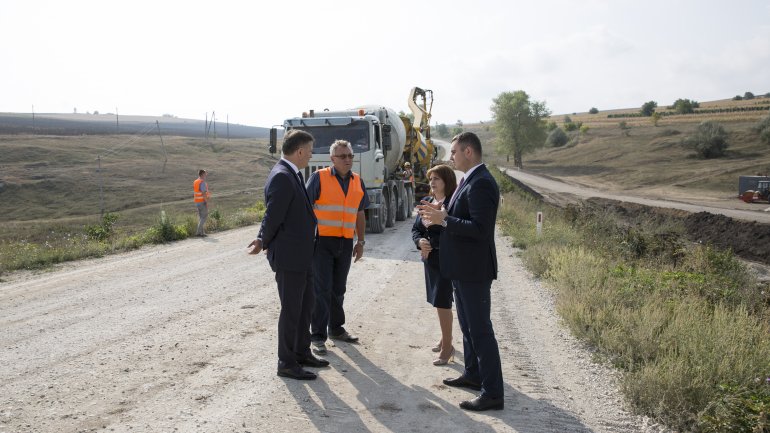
[0,134,276,244]
[492,166,770,432]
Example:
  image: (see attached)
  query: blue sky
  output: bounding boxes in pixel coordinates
[2,0,769,127]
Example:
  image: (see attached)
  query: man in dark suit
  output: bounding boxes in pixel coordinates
[248,129,329,380]
[418,131,504,411]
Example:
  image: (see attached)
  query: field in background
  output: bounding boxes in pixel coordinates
[0,134,275,245]
[467,97,770,202]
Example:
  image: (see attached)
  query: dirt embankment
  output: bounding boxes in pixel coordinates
[584,198,770,267]
[503,169,770,267]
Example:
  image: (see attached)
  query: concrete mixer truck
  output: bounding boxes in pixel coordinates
[268,87,437,233]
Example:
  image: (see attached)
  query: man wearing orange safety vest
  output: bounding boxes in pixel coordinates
[403,161,415,187]
[305,139,370,355]
[193,169,210,237]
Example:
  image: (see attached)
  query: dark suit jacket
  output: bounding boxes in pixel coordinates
[258,160,317,273]
[440,164,499,281]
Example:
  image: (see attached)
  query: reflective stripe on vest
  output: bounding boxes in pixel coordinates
[314,167,364,238]
[193,178,206,203]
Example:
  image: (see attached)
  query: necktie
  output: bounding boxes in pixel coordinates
[297,171,304,185]
[448,177,465,209]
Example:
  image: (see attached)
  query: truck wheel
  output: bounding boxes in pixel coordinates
[406,188,415,218]
[396,189,407,221]
[369,205,385,233]
[385,189,396,227]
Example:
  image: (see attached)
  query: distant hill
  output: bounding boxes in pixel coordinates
[0,112,270,138]
[464,97,770,201]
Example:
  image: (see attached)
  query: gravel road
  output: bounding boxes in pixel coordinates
[0,219,668,433]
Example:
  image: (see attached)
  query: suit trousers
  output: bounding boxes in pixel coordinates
[310,236,354,342]
[275,268,314,369]
[453,279,504,398]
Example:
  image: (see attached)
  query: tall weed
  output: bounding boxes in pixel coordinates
[493,167,770,432]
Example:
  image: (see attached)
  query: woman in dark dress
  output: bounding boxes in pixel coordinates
[411,164,457,365]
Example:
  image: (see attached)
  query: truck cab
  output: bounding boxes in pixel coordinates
[270,108,410,233]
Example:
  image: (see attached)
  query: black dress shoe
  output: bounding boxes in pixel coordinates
[298,355,330,368]
[277,366,317,380]
[443,375,482,391]
[460,395,504,411]
[329,331,359,343]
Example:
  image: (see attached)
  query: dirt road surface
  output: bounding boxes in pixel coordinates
[0,219,665,433]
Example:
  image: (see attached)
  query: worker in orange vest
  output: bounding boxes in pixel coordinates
[403,161,415,187]
[193,169,210,237]
[305,139,370,355]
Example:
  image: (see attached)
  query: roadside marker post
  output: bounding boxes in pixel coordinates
[536,211,543,237]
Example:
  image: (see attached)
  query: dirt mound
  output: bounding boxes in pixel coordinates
[584,198,770,266]
[684,212,770,265]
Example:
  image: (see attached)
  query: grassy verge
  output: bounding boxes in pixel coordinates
[491,168,770,432]
[0,201,265,276]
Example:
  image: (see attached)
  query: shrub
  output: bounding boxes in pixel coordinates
[546,121,558,131]
[744,91,755,100]
[733,95,743,101]
[546,127,568,147]
[641,101,658,116]
[564,122,578,132]
[689,121,729,158]
[756,115,770,145]
[144,210,188,243]
[563,115,572,124]
[84,212,119,241]
[579,125,590,134]
[589,107,599,114]
[761,128,770,145]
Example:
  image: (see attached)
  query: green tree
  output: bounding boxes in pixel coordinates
[641,101,658,116]
[672,98,698,114]
[436,123,449,138]
[399,110,414,123]
[744,91,755,100]
[451,126,463,137]
[589,107,599,114]
[491,90,551,168]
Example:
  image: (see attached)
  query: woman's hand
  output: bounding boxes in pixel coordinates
[418,238,432,260]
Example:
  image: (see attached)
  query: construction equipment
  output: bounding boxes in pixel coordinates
[269,87,437,233]
[740,180,770,203]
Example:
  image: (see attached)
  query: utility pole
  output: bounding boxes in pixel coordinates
[205,112,208,139]
[156,121,168,173]
[116,107,119,134]
[226,114,230,141]
[31,104,35,129]
[212,111,216,139]
[97,155,105,217]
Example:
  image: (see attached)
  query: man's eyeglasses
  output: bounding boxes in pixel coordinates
[333,154,354,160]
